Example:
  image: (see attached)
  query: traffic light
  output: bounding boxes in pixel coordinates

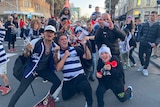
[89,4,92,8]
[157,0,160,4]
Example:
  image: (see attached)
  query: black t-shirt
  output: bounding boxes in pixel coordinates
[36,52,52,71]
[75,42,92,69]
[88,29,96,53]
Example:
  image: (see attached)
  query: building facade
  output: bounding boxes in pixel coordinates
[70,3,81,22]
[115,0,160,21]
[0,0,50,21]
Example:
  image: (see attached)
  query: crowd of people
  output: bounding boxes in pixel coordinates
[0,6,159,107]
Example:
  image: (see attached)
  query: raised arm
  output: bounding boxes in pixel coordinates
[55,50,70,71]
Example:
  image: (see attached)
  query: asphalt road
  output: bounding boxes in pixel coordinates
[0,39,160,107]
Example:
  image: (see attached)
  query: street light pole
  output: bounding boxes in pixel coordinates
[52,0,54,16]
[140,0,144,21]
[109,0,111,14]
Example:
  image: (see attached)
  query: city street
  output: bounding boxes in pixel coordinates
[0,39,160,107]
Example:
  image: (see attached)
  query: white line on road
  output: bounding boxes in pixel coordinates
[6,53,17,57]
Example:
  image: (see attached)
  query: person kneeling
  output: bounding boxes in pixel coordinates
[96,45,133,107]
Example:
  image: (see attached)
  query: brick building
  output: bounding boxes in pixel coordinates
[0,0,50,21]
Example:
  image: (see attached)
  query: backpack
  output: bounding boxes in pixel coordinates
[13,55,28,81]
[13,39,43,81]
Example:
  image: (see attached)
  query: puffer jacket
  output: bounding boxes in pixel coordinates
[140,21,160,46]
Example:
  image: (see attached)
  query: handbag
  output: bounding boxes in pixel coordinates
[11,27,18,35]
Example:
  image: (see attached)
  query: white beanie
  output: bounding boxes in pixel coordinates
[98,44,112,57]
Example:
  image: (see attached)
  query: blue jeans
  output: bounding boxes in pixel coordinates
[129,48,136,64]
[89,53,97,78]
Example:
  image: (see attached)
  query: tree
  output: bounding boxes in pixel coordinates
[79,16,89,23]
[105,0,119,14]
[46,0,65,17]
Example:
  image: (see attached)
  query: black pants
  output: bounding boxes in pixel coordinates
[139,44,152,69]
[62,74,93,107]
[20,28,24,38]
[129,48,136,64]
[8,69,61,107]
[96,79,131,107]
[8,34,16,50]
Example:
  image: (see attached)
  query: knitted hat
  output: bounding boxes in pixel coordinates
[98,44,112,57]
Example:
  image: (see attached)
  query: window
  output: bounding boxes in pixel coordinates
[23,1,31,7]
[137,0,141,6]
[146,0,150,6]
[35,3,38,9]
[144,11,150,15]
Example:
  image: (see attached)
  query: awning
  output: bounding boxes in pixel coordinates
[3,11,43,16]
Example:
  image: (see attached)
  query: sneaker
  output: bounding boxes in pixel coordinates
[137,66,143,72]
[127,64,131,68]
[123,65,127,70]
[142,69,148,76]
[127,86,133,100]
[42,80,48,83]
[54,97,60,103]
[8,49,13,53]
[89,77,95,82]
[131,63,137,67]
[1,86,11,95]
[0,86,4,92]
[13,48,17,52]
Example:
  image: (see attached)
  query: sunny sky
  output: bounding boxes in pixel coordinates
[70,0,106,16]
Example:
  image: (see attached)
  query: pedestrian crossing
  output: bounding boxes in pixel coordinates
[6,53,17,57]
[3,44,25,47]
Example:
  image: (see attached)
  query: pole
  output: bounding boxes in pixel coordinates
[140,0,144,22]
[109,0,111,14]
[52,0,54,17]
[16,0,18,11]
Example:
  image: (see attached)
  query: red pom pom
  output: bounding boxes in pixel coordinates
[106,60,117,67]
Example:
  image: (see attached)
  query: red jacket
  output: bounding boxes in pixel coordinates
[19,20,25,29]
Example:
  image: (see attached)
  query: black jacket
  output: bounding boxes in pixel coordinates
[129,36,137,48]
[95,26,126,56]
[140,21,160,46]
[97,56,125,84]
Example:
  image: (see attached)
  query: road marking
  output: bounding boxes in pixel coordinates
[6,53,17,57]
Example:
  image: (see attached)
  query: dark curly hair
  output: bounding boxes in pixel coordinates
[59,7,71,20]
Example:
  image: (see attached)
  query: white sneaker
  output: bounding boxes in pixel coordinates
[127,86,133,100]
[137,66,144,72]
[42,80,48,83]
[142,69,148,76]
